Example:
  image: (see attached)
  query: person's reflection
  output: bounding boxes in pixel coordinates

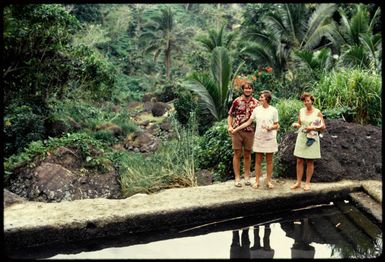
[291,218,315,258]
[250,224,275,258]
[230,227,250,259]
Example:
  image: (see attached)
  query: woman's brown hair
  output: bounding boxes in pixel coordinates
[300,92,315,102]
[260,90,272,104]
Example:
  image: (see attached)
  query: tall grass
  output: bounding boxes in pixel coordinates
[313,68,382,125]
[113,113,198,197]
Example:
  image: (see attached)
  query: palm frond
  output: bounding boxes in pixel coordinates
[305,23,336,50]
[183,77,219,120]
[302,3,337,49]
[211,46,231,115]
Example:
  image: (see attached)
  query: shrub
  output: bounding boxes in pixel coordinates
[4,105,46,157]
[195,119,234,181]
[93,130,117,145]
[275,98,303,140]
[174,90,198,126]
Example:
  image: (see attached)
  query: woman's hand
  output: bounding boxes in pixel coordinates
[231,128,238,134]
[292,123,300,129]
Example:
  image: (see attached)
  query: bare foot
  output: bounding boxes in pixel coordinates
[303,184,311,191]
[266,181,274,189]
[290,183,301,190]
[252,183,260,189]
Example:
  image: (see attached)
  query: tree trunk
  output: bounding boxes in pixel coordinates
[165,47,171,81]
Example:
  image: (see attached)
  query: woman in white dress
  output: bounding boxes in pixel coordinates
[232,90,279,189]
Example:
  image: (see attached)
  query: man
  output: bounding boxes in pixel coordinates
[227,81,259,187]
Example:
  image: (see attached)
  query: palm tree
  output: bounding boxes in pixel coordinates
[183,46,234,121]
[293,48,336,79]
[329,4,381,71]
[241,31,290,78]
[196,24,237,52]
[139,6,192,80]
[241,3,338,79]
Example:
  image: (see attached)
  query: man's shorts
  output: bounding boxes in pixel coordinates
[232,130,254,150]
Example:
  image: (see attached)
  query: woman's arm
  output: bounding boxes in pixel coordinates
[316,111,326,132]
[292,111,301,128]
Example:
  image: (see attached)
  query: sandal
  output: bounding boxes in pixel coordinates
[266,182,274,189]
[235,181,242,187]
[290,183,301,190]
[244,179,251,186]
[252,183,260,189]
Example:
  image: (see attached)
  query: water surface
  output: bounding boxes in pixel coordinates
[10,200,383,259]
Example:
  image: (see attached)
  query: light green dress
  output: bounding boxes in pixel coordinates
[293,107,321,159]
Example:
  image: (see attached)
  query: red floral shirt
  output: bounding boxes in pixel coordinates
[228,96,259,132]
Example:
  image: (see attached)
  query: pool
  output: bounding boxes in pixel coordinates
[9,199,382,259]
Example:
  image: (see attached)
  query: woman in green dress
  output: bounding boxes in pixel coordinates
[290,92,326,191]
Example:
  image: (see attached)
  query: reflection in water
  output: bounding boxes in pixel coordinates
[230,225,276,259]
[250,225,275,259]
[7,201,382,259]
[279,202,382,258]
[230,228,250,259]
[290,218,315,258]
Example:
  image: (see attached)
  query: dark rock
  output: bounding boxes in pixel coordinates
[143,93,157,103]
[7,154,122,203]
[47,147,82,169]
[156,85,176,102]
[45,118,69,137]
[143,101,153,113]
[196,169,213,186]
[159,119,172,132]
[3,189,27,207]
[124,131,160,153]
[8,163,75,202]
[141,120,150,127]
[277,119,381,182]
[151,102,170,117]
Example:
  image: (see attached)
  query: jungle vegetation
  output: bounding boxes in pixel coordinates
[3,3,382,196]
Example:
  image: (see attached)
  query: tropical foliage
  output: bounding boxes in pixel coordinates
[139,6,194,80]
[3,3,382,192]
[183,46,237,125]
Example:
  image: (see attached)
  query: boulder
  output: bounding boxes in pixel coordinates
[276,119,382,182]
[45,118,69,137]
[6,149,122,203]
[143,93,157,103]
[124,131,160,153]
[151,102,170,117]
[3,189,27,207]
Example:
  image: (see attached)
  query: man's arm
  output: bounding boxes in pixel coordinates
[227,115,234,134]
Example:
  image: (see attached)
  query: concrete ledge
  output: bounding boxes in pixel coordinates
[4,179,381,251]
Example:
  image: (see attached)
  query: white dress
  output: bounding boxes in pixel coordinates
[251,105,279,153]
